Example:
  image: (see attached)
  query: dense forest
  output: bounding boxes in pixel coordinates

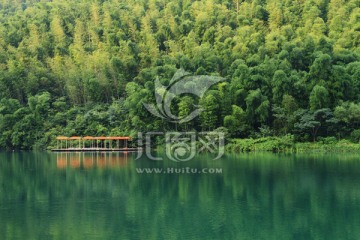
[0,0,360,150]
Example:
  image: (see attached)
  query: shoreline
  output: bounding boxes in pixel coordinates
[3,136,360,153]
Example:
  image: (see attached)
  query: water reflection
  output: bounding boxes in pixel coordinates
[56,152,129,169]
[1,152,360,239]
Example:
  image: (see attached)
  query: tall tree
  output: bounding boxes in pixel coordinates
[309,85,330,111]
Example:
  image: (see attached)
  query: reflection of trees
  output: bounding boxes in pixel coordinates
[0,152,360,239]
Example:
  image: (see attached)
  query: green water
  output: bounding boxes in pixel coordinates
[1,152,360,240]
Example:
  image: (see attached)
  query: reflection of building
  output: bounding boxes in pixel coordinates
[56,152,128,169]
[53,136,142,152]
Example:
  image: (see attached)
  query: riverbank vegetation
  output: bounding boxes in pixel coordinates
[226,136,360,153]
[0,0,360,150]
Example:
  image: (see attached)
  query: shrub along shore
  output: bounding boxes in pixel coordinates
[226,136,360,153]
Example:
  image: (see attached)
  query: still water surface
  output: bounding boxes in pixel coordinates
[0,152,360,239]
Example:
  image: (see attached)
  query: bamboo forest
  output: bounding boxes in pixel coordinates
[0,0,360,150]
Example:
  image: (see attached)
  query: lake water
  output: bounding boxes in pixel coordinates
[0,152,360,239]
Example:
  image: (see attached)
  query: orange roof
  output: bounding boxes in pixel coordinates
[107,136,132,140]
[69,136,82,140]
[95,136,108,140]
[56,136,69,140]
[93,136,131,140]
[83,136,95,140]
[56,136,131,140]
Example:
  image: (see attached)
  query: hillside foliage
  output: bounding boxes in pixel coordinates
[0,0,360,149]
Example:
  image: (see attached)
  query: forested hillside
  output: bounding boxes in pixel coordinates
[0,0,360,149]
